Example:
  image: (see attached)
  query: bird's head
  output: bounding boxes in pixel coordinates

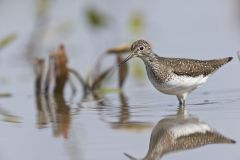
[119,40,152,66]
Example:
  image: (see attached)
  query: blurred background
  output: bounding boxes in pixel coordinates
[0,0,240,160]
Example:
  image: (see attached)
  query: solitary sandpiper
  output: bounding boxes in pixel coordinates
[119,40,233,105]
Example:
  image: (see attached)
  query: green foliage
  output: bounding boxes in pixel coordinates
[36,0,52,15]
[2,114,21,123]
[132,62,145,80]
[0,107,21,123]
[129,12,144,35]
[86,8,107,28]
[96,87,122,95]
[111,121,153,132]
[0,34,17,49]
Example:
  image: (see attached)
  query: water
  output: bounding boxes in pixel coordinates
[0,1,240,160]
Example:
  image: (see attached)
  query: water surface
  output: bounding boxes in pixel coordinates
[0,1,240,160]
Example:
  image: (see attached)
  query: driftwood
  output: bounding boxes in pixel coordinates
[32,42,150,138]
[34,46,72,138]
[33,42,133,101]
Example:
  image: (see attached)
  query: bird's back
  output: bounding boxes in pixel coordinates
[159,57,233,77]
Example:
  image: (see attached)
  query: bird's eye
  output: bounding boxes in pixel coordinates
[139,46,144,50]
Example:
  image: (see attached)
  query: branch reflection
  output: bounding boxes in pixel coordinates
[35,92,71,139]
[100,92,153,132]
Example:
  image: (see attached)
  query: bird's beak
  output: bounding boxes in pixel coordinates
[118,53,134,67]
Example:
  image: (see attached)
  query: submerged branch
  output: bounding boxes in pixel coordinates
[0,93,12,97]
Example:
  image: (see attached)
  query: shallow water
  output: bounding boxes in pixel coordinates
[0,66,239,160]
[1,1,240,160]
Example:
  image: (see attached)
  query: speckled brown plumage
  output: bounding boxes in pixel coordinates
[131,39,233,79]
[124,107,235,160]
[145,119,236,159]
[158,57,233,77]
[142,53,233,82]
[174,131,235,151]
[121,39,233,105]
[130,39,151,53]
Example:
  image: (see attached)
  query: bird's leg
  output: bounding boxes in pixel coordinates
[177,96,185,106]
[178,102,185,108]
[177,93,188,106]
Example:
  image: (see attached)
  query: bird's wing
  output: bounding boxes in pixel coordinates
[173,131,235,151]
[162,57,232,77]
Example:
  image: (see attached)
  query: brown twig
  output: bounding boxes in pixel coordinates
[44,56,54,95]
[0,93,12,97]
[117,55,128,88]
[92,67,114,90]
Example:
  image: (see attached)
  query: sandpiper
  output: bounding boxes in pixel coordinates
[119,40,233,105]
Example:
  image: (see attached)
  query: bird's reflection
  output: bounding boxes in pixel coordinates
[125,106,236,160]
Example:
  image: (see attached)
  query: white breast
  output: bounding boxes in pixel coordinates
[149,74,209,96]
[169,122,212,139]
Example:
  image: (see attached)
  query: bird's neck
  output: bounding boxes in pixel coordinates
[143,147,164,160]
[140,52,159,65]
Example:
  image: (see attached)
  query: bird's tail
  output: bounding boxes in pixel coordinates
[216,134,236,144]
[124,153,140,160]
[223,57,233,64]
[209,57,233,70]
